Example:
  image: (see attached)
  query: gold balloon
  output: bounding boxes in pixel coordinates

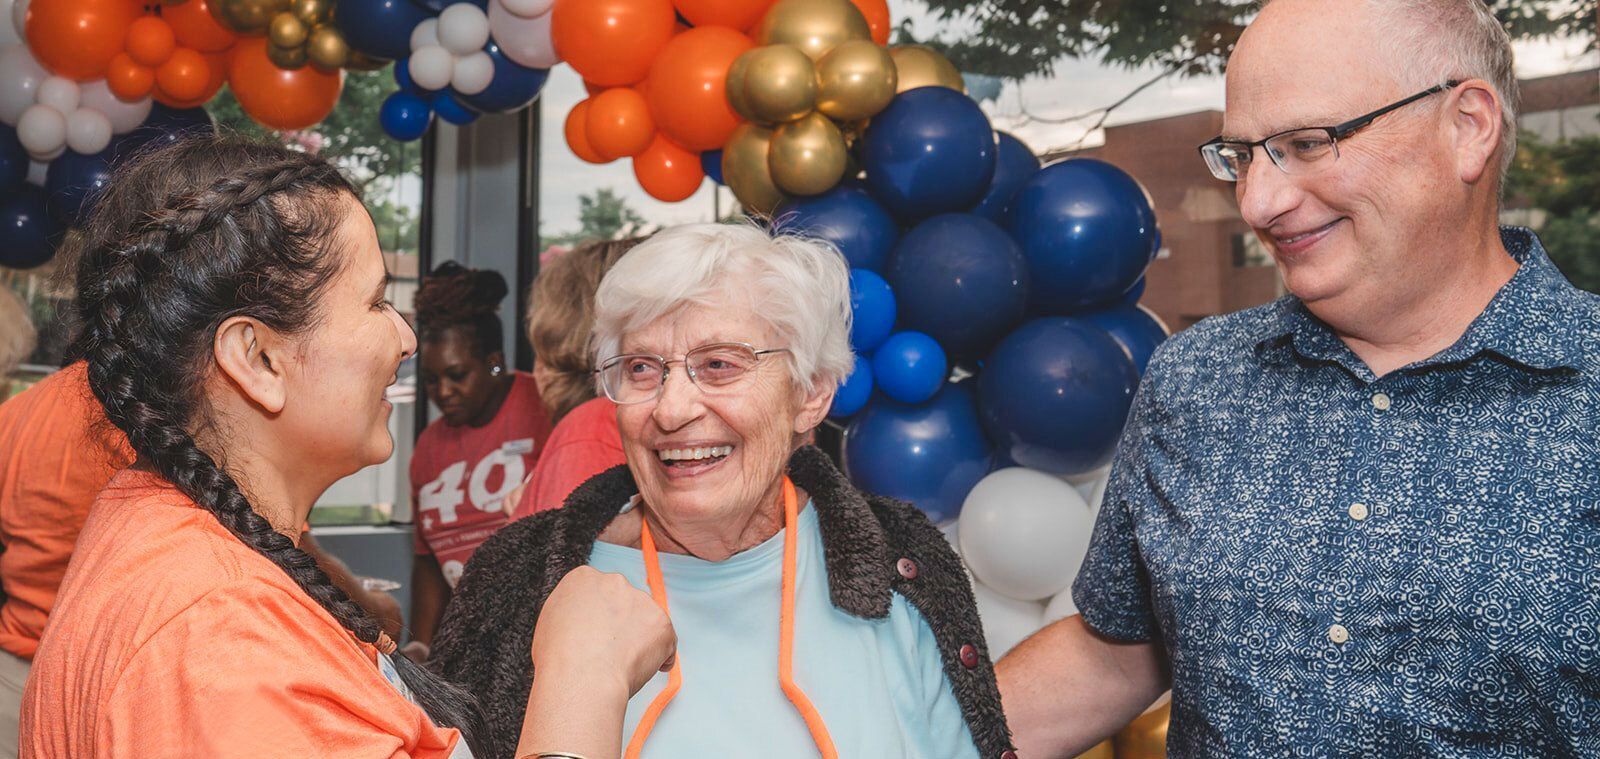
[725,50,758,123]
[267,41,309,70]
[890,44,965,94]
[722,124,787,217]
[755,0,871,62]
[1113,702,1170,759]
[768,111,847,196]
[268,12,309,49]
[743,45,817,125]
[1075,740,1115,759]
[221,0,287,34]
[307,27,350,70]
[816,39,896,121]
[292,0,332,26]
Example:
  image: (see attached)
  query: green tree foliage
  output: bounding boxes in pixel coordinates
[542,188,649,247]
[1508,130,1600,293]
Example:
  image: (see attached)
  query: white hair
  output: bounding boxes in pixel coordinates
[591,222,855,394]
[0,287,36,378]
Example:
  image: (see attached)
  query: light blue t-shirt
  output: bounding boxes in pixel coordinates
[588,500,978,759]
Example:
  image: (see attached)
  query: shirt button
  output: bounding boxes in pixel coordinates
[1370,392,1392,411]
[1348,502,1369,521]
[896,557,919,580]
[1328,624,1350,645]
[959,644,979,669]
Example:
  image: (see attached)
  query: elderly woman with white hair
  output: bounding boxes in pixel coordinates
[431,223,1014,759]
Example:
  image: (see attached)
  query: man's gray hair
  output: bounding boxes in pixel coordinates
[591,222,855,395]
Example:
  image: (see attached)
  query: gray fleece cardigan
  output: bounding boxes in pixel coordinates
[430,445,1016,759]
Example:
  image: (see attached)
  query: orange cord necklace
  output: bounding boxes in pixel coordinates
[625,477,838,759]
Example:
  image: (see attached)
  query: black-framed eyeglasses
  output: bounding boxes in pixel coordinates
[594,342,792,405]
[1198,81,1461,182]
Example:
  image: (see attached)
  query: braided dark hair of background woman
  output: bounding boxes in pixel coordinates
[414,261,508,356]
[69,137,484,752]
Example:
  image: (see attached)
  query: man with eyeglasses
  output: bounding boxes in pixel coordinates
[996,1,1600,756]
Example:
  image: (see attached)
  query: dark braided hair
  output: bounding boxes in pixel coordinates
[69,136,485,753]
[414,261,508,357]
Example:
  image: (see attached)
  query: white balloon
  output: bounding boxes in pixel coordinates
[0,0,17,48]
[488,2,560,70]
[78,80,151,134]
[958,467,1096,602]
[450,51,494,96]
[9,0,24,45]
[410,18,440,52]
[972,580,1045,660]
[437,3,490,57]
[16,103,64,161]
[1087,474,1109,519]
[495,0,553,19]
[25,158,45,186]
[65,107,111,154]
[407,45,454,92]
[0,44,47,125]
[36,75,79,114]
[1042,585,1078,624]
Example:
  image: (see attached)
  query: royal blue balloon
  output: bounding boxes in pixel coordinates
[1008,158,1158,314]
[380,92,434,141]
[456,41,548,114]
[700,149,724,185]
[410,0,486,12]
[336,0,431,61]
[849,268,895,353]
[430,92,479,125]
[970,131,1039,221]
[394,55,420,94]
[774,183,898,271]
[872,331,946,404]
[1121,276,1146,305]
[842,382,994,522]
[887,212,1029,358]
[0,185,61,269]
[45,148,116,225]
[830,354,873,418]
[0,124,26,191]
[1078,302,1168,375]
[979,318,1140,475]
[861,87,996,221]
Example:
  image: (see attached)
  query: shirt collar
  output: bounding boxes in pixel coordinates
[1253,227,1586,376]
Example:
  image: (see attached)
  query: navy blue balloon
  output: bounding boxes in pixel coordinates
[774,183,898,271]
[700,149,724,185]
[45,149,116,225]
[456,41,548,114]
[842,382,994,522]
[970,131,1039,221]
[872,331,946,404]
[411,0,486,12]
[380,92,434,141]
[830,354,873,418]
[1008,158,1158,314]
[979,318,1140,475]
[336,0,431,61]
[0,185,61,269]
[1078,302,1168,375]
[887,212,1029,358]
[861,87,996,221]
[116,104,214,161]
[849,268,895,353]
[0,124,27,191]
[430,92,479,125]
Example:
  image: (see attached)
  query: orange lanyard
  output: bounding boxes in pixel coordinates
[626,477,838,759]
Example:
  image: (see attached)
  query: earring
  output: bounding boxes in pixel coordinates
[491,365,504,377]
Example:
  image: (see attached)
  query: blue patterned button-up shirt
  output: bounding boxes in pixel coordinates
[1074,228,1600,757]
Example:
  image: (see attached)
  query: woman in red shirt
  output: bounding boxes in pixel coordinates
[407,264,553,662]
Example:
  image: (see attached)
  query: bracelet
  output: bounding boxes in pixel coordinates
[522,754,590,759]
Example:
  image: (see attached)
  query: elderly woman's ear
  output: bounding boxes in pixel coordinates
[793,380,836,436]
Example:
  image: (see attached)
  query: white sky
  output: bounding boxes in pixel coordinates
[532,2,1599,237]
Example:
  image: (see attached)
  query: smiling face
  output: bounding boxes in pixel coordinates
[1223,0,1466,318]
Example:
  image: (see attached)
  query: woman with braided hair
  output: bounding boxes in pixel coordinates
[19,137,676,759]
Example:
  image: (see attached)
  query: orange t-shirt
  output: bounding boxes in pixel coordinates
[511,396,626,519]
[20,470,464,758]
[0,362,134,659]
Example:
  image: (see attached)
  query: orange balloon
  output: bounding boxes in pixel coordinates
[551,0,676,87]
[227,37,343,130]
[126,16,177,68]
[582,80,604,97]
[25,0,144,81]
[165,0,238,53]
[848,0,889,46]
[644,26,752,152]
[157,51,227,108]
[564,99,608,164]
[634,134,703,201]
[107,53,155,101]
[156,48,211,102]
[585,87,655,160]
[672,0,772,30]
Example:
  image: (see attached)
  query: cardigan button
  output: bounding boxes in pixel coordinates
[959,643,979,669]
[896,557,919,580]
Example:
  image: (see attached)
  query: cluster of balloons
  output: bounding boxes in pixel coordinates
[256,0,359,71]
[107,0,234,107]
